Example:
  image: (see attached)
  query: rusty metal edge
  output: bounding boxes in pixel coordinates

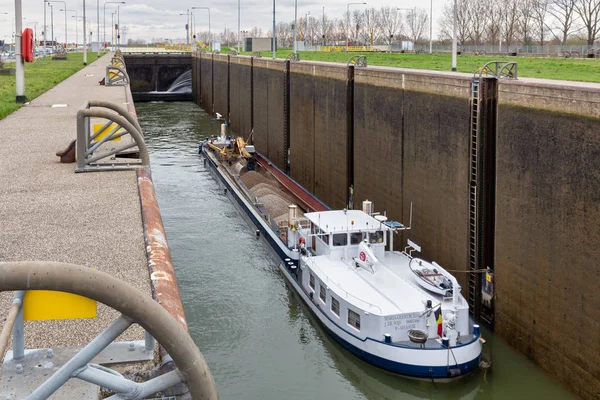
[123,82,189,331]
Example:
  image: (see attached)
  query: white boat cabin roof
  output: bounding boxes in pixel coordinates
[308,251,456,315]
[304,210,390,234]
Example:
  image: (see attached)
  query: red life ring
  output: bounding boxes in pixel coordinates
[359,251,366,262]
[22,28,35,63]
[299,237,306,247]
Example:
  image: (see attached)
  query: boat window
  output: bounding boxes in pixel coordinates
[331,297,340,316]
[311,223,317,235]
[309,274,315,290]
[319,285,326,303]
[320,233,330,245]
[369,230,384,244]
[348,309,361,330]
[350,232,364,245]
[332,233,348,247]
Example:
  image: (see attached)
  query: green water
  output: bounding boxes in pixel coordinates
[137,101,575,400]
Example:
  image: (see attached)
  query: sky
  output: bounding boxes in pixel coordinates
[0,0,447,44]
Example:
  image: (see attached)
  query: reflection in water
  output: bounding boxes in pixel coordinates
[137,101,575,400]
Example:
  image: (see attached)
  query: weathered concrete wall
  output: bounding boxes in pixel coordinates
[289,62,349,209]
[252,58,285,170]
[191,54,600,399]
[354,68,472,289]
[123,54,192,92]
[229,56,253,137]
[495,81,600,400]
[200,53,213,113]
[213,54,229,119]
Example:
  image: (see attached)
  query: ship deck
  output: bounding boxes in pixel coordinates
[307,251,466,316]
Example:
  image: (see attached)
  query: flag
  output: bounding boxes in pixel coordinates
[434,307,443,337]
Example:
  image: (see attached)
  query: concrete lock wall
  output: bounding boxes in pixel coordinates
[191,55,600,398]
[212,54,229,119]
[124,54,192,92]
[200,53,213,113]
[495,81,600,400]
[289,62,349,209]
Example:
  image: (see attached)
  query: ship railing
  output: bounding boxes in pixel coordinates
[305,256,383,314]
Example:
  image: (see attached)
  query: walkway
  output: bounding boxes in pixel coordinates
[0,53,150,349]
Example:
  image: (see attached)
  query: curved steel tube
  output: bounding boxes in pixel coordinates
[78,108,150,166]
[106,65,130,85]
[88,100,143,137]
[0,262,219,400]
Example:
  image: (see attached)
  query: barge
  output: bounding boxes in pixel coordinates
[200,133,483,381]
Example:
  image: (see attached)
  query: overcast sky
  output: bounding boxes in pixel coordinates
[0,0,447,43]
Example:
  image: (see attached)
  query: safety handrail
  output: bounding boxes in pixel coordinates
[105,64,130,86]
[347,55,367,67]
[0,291,24,362]
[475,61,518,80]
[0,261,219,400]
[76,100,150,172]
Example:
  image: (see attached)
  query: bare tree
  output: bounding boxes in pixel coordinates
[519,0,536,45]
[406,8,429,44]
[574,0,600,45]
[549,0,579,46]
[502,0,521,48]
[380,6,403,44]
[532,0,551,45]
[470,0,490,46]
[487,3,503,48]
[439,0,473,45]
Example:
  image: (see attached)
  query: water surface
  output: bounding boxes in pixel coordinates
[137,101,574,400]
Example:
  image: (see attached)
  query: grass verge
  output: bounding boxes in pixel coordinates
[241,49,600,83]
[0,53,87,120]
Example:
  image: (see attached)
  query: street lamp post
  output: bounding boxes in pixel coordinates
[70,15,79,48]
[293,0,297,54]
[429,0,433,53]
[48,1,66,48]
[451,0,457,71]
[48,3,54,50]
[43,0,47,51]
[111,10,116,50]
[191,7,211,49]
[304,11,310,46]
[117,4,120,48]
[104,2,124,53]
[83,0,87,64]
[271,0,275,58]
[62,10,77,47]
[322,6,324,47]
[346,2,366,52]
[15,0,26,102]
[237,0,240,53]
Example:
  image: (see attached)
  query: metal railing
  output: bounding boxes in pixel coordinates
[76,100,150,172]
[0,261,218,399]
[347,55,367,67]
[475,61,518,80]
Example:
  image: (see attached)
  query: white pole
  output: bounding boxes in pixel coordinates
[15,0,26,102]
[83,0,87,64]
[237,0,240,53]
[43,0,47,52]
[50,4,54,51]
[451,0,457,71]
[322,6,324,47]
[429,0,432,53]
[272,0,275,58]
[117,5,119,48]
[293,0,297,54]
[63,5,67,48]
[96,0,100,56]
[346,4,349,52]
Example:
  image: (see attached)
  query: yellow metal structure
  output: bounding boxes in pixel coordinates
[93,122,122,142]
[24,291,97,321]
[321,45,375,52]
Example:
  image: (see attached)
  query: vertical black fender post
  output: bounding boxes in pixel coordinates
[283,59,291,175]
[211,53,215,115]
[198,57,202,107]
[250,56,254,141]
[346,65,355,209]
[479,77,498,327]
[227,54,231,125]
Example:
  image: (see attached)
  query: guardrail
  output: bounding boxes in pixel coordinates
[76,100,150,172]
[0,261,218,399]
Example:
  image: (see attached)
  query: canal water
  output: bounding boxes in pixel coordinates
[137,101,574,400]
